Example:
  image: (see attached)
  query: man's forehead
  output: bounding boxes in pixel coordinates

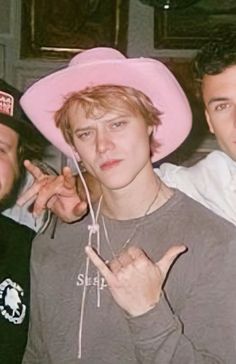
[0,123,18,145]
[69,101,134,121]
[202,66,236,103]
[202,65,236,87]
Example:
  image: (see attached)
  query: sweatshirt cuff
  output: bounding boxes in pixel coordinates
[127,294,180,343]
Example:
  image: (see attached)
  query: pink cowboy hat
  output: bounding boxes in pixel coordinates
[20,47,192,162]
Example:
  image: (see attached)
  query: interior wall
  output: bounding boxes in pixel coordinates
[0,0,217,152]
[0,0,197,87]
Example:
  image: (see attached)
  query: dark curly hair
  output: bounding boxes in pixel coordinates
[193,28,236,82]
[17,124,49,186]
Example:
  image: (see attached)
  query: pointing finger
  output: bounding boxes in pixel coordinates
[24,160,45,180]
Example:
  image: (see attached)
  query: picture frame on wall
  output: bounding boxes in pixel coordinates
[154,0,236,49]
[21,0,129,58]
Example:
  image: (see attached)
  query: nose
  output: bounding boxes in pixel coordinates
[95,129,114,154]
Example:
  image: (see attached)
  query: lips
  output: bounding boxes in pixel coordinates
[100,159,122,171]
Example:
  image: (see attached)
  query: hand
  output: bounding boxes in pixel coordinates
[17,160,88,222]
[85,245,186,317]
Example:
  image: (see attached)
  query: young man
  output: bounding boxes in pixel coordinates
[18,33,236,226]
[0,79,46,363]
[21,47,236,363]
[156,33,236,225]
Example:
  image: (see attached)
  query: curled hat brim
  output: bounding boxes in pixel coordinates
[20,50,192,162]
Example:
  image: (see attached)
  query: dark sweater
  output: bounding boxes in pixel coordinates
[0,214,35,364]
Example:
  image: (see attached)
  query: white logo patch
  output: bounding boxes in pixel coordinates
[0,91,14,116]
[0,278,26,324]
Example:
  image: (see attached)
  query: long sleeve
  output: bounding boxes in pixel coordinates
[127,237,236,364]
[22,244,48,363]
[21,192,236,363]
[128,297,222,364]
[155,151,236,226]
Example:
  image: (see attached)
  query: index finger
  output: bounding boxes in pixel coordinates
[85,246,117,286]
[24,160,45,181]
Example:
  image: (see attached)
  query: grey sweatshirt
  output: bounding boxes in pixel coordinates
[23,190,236,363]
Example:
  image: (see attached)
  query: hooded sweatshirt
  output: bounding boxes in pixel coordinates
[23,190,236,364]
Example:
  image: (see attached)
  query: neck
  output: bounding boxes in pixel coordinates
[101,165,173,220]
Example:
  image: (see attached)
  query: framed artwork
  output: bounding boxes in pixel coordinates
[21,0,129,58]
[154,0,236,49]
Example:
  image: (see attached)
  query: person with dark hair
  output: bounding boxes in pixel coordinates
[20,47,236,364]
[0,79,47,364]
[193,31,236,80]
[154,31,236,225]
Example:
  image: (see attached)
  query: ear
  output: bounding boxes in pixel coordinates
[71,146,80,161]
[205,109,215,134]
[147,125,153,136]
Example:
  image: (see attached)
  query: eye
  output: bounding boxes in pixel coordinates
[76,130,92,141]
[0,147,7,154]
[110,121,127,129]
[214,103,231,111]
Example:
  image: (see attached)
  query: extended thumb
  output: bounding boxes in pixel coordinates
[156,245,187,280]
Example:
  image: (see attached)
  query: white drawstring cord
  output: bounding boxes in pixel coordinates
[70,151,102,359]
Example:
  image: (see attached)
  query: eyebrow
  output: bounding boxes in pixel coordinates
[207,97,230,106]
[74,114,128,133]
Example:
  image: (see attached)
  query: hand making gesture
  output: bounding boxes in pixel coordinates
[17,160,88,222]
[86,245,186,317]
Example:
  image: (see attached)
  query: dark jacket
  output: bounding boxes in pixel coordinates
[0,214,35,364]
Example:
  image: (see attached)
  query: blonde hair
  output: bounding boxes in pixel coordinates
[55,84,162,155]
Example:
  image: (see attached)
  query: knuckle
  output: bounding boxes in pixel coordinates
[127,246,138,254]
[135,255,149,269]
[116,268,126,281]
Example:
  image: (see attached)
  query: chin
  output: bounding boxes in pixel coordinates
[102,176,136,191]
[0,193,15,212]
[0,176,22,212]
[0,187,10,201]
